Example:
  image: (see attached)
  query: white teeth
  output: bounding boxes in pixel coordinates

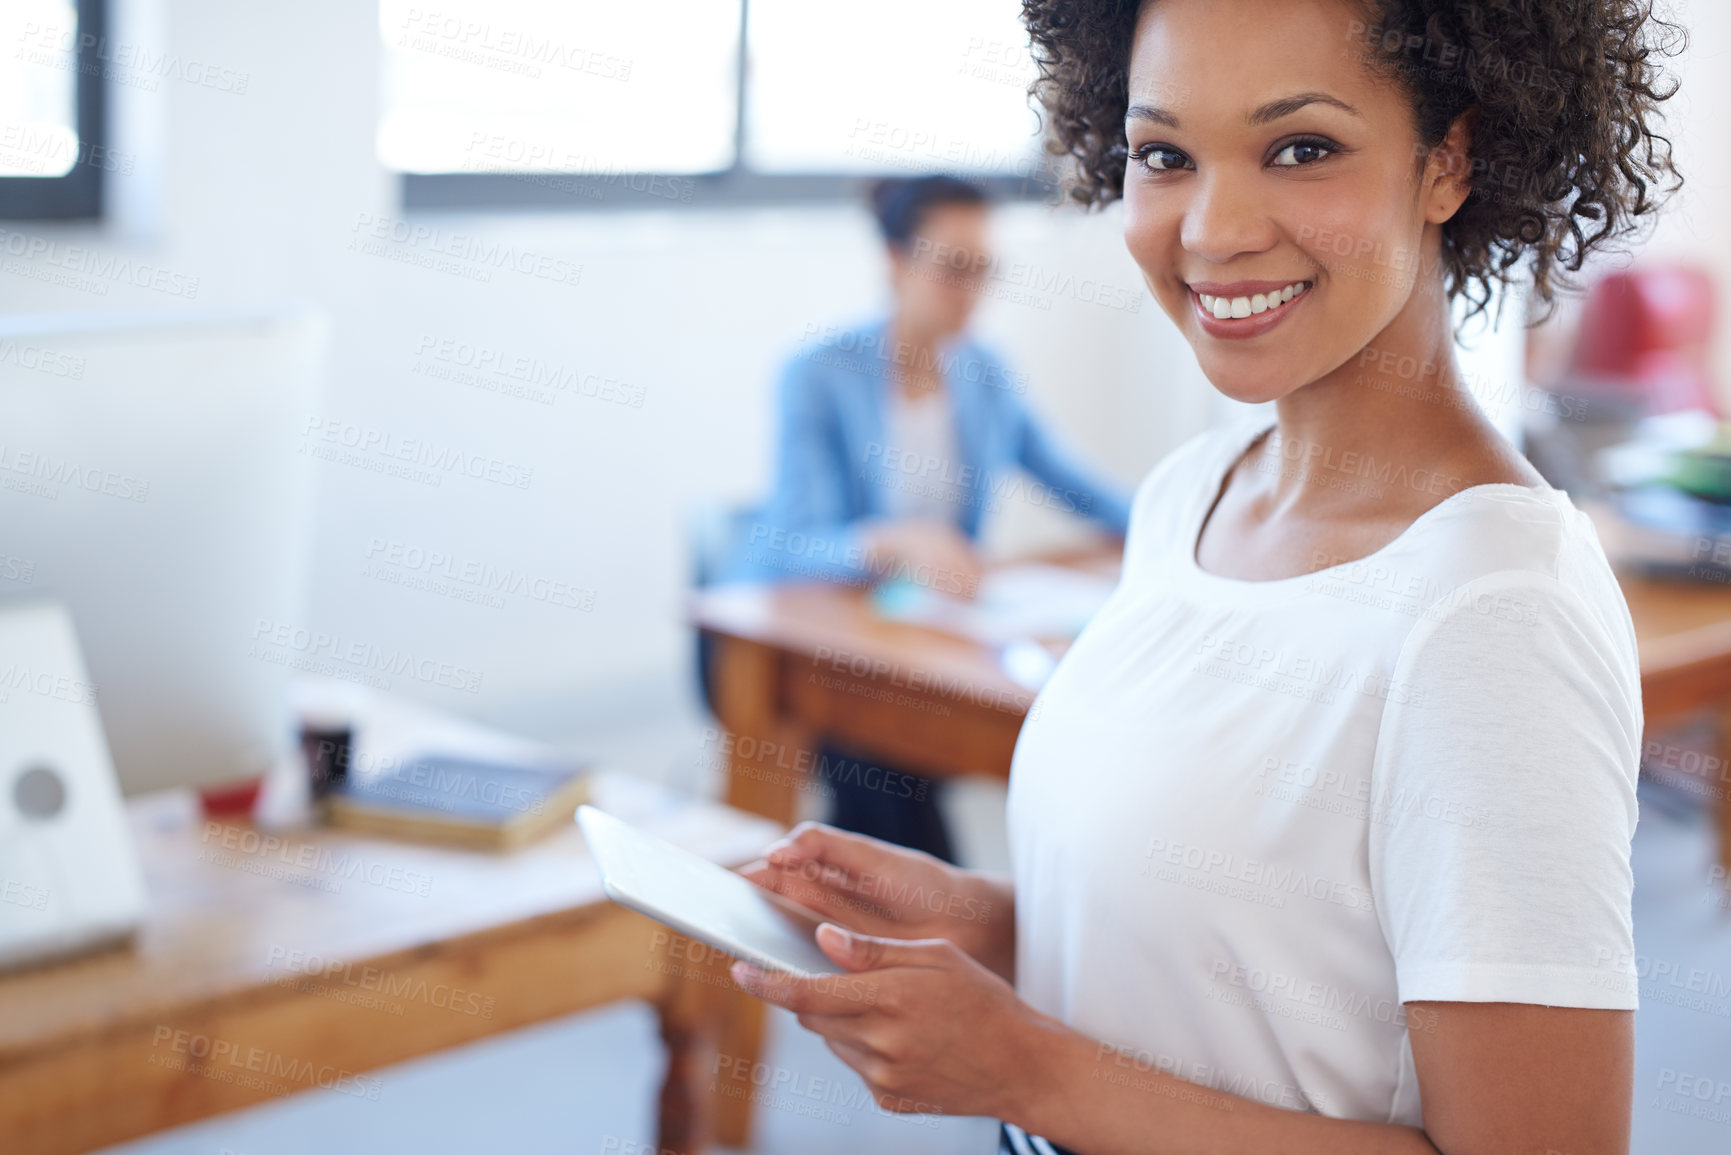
[1197,281,1310,321]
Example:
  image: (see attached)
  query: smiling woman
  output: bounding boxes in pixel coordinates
[731,2,1686,1154]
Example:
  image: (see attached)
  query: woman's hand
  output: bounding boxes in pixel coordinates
[740,821,1015,980]
[730,923,1064,1121]
[858,518,983,599]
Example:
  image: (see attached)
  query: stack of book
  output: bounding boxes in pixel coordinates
[324,754,592,852]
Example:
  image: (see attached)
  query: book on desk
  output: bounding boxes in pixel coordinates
[323,754,592,851]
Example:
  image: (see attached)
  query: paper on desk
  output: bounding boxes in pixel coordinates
[871,563,1117,646]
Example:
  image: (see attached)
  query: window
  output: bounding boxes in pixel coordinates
[387,0,1051,211]
[0,0,105,219]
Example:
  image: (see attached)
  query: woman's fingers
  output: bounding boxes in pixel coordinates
[820,1034,884,1080]
[760,870,876,924]
[799,1011,880,1052]
[730,960,880,1016]
[752,823,967,936]
[740,853,872,920]
[817,923,958,972]
[765,822,889,876]
[760,820,830,860]
[760,826,917,912]
[776,860,911,923]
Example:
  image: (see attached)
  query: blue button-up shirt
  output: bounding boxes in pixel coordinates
[729,318,1132,585]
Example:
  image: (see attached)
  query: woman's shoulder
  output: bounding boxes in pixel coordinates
[779,318,891,379]
[772,324,897,424]
[1398,482,1596,582]
[1387,483,1637,670]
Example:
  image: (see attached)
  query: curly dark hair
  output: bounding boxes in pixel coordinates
[1022,0,1685,324]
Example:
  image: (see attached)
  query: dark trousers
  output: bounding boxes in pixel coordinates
[815,742,955,864]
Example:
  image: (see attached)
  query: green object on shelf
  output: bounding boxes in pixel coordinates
[1666,450,1731,504]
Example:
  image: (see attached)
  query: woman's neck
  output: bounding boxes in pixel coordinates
[1258,272,1498,503]
[1199,272,1542,583]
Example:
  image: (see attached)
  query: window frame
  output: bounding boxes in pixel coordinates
[398,0,1056,212]
[0,0,106,220]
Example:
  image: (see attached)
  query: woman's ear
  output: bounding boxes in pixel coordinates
[1423,109,1477,224]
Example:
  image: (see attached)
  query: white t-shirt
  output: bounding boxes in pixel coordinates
[1005,415,1643,1126]
[882,385,970,524]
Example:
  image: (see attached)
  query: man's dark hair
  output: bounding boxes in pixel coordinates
[868,175,991,250]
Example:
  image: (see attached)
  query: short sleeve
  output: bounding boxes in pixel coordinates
[1368,569,1642,1009]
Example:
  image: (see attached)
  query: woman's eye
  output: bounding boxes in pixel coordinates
[1271,139,1333,167]
[1133,145,1191,172]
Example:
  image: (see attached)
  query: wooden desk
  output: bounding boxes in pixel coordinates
[0,709,780,1155]
[697,581,1037,825]
[1617,570,1731,870]
[694,556,1731,869]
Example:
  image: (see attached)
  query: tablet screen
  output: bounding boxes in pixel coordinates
[578,805,843,977]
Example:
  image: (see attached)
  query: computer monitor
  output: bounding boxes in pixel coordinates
[0,307,325,794]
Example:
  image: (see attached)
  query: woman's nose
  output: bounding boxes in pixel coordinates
[1180,172,1279,264]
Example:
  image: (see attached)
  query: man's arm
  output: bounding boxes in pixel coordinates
[1007,388,1134,534]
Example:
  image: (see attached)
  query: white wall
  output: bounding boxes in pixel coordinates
[0,0,1219,741]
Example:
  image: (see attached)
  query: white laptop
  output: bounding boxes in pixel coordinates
[0,601,146,970]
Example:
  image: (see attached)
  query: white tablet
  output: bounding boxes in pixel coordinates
[577,805,842,977]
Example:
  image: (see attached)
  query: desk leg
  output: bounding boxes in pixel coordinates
[707,634,816,1145]
[654,947,722,1155]
[711,635,807,828]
